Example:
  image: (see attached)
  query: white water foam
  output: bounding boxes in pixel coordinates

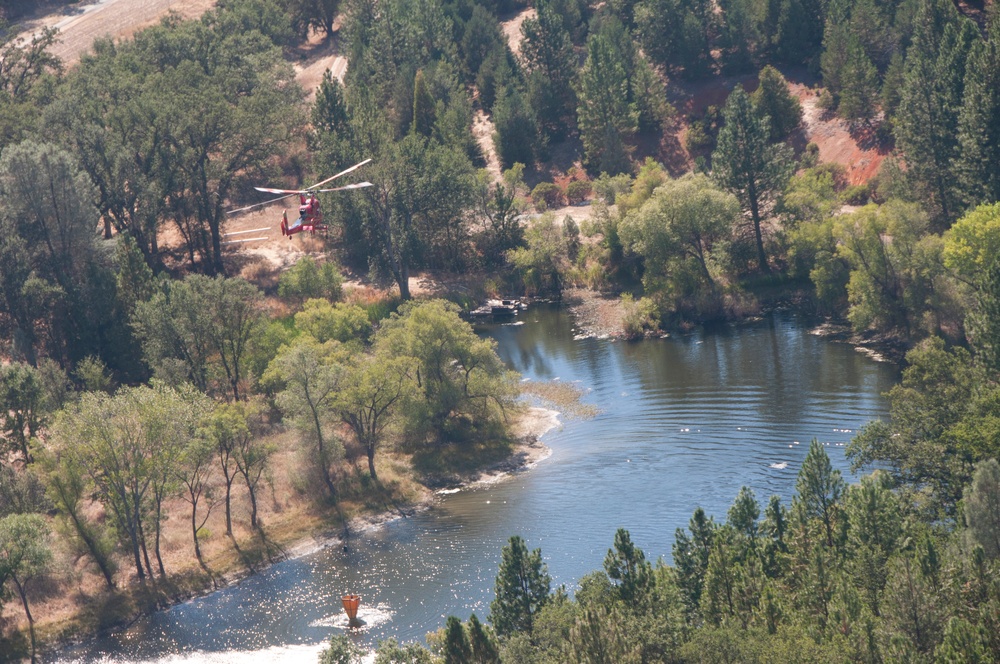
[64,643,335,664]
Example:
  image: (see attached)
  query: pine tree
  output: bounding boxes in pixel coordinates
[881,50,906,123]
[964,458,1000,559]
[955,14,1000,210]
[492,85,537,168]
[896,2,977,226]
[521,0,577,141]
[576,20,638,174]
[751,65,802,140]
[794,439,846,548]
[488,535,551,637]
[727,486,761,544]
[443,616,473,664]
[466,614,501,664]
[673,507,716,616]
[603,528,654,604]
[968,259,1000,375]
[935,617,991,663]
[711,86,794,273]
[837,36,880,125]
[411,70,436,137]
[312,70,350,136]
[634,0,712,78]
[774,0,824,65]
[719,0,758,73]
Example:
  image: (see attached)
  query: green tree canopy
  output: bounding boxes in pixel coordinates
[133,275,265,400]
[711,86,794,274]
[0,512,52,663]
[751,66,802,141]
[374,300,518,440]
[620,173,739,312]
[489,535,551,637]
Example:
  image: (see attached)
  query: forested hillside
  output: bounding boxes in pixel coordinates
[0,0,999,660]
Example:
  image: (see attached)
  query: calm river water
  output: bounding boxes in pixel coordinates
[58,307,898,663]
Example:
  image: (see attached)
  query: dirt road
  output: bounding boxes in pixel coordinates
[22,0,214,64]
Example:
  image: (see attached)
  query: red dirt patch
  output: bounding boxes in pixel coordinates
[660,69,888,185]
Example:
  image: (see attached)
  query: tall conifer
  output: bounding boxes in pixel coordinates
[955,14,1000,209]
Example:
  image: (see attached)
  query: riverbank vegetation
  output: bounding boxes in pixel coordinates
[1,0,999,658]
[322,437,1000,662]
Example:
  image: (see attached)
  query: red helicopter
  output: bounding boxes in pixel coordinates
[228,159,373,238]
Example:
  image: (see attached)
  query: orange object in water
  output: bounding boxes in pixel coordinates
[342,594,361,625]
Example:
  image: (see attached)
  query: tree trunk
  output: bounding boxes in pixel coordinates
[397,261,411,300]
[130,528,146,582]
[209,214,225,276]
[747,180,770,274]
[13,576,36,663]
[247,481,259,529]
[367,445,378,481]
[240,468,261,530]
[220,454,236,537]
[68,510,115,588]
[191,499,205,567]
[309,401,337,499]
[154,508,167,578]
[137,516,155,580]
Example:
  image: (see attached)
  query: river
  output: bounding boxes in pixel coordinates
[58,307,898,663]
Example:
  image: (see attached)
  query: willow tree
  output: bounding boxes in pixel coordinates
[620,173,739,309]
[265,337,345,500]
[374,300,518,440]
[336,351,416,481]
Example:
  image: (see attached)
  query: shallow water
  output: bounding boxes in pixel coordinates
[58,307,897,662]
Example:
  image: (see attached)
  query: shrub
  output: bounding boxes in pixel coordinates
[801,142,820,169]
[685,120,714,155]
[294,299,372,344]
[841,183,872,205]
[531,182,562,211]
[566,180,592,205]
[816,89,835,112]
[277,256,343,302]
[621,294,659,340]
[592,173,632,204]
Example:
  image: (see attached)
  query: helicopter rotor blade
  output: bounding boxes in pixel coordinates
[229,159,372,215]
[228,191,300,215]
[306,158,372,190]
[314,182,374,192]
[253,187,306,194]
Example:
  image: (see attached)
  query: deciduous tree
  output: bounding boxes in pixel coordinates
[133,275,265,400]
[620,173,739,308]
[265,337,345,499]
[0,513,51,663]
[336,349,415,481]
